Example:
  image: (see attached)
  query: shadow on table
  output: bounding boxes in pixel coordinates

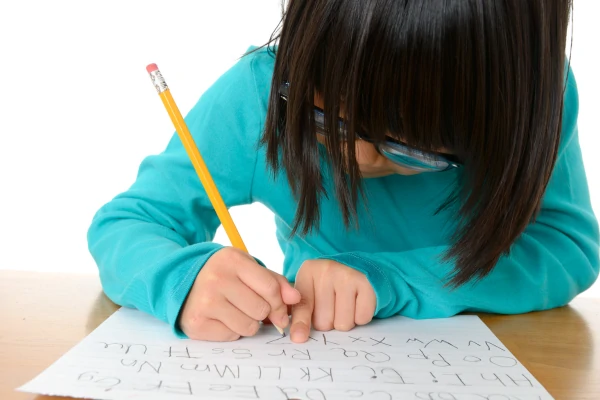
[85,291,120,334]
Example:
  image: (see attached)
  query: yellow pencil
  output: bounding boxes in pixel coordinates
[146,63,284,335]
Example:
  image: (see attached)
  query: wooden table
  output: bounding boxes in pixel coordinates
[0,271,598,400]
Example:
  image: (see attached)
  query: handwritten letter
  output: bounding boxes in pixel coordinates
[19,308,553,399]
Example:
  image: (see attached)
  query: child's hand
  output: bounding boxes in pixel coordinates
[290,259,376,343]
[179,247,300,341]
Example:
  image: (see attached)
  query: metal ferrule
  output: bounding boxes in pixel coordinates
[149,69,168,94]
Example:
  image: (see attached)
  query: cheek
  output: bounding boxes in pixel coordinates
[355,141,422,176]
[320,139,423,177]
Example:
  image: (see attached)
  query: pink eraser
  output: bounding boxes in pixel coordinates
[146,63,159,73]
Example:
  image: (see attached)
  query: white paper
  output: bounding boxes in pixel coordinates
[19,308,553,400]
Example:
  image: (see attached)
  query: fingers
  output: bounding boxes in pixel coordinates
[312,277,335,331]
[355,280,376,326]
[290,270,315,343]
[334,287,357,331]
[222,281,271,322]
[206,298,261,337]
[274,273,301,305]
[183,247,301,342]
[236,261,290,328]
[263,304,292,326]
[198,249,375,345]
[183,318,240,342]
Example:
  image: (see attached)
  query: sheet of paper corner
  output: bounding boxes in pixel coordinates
[18,308,554,400]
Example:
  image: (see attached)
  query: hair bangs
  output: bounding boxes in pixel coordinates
[308,0,506,166]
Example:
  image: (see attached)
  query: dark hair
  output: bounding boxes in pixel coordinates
[258,0,573,286]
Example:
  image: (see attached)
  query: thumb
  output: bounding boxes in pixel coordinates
[273,273,301,305]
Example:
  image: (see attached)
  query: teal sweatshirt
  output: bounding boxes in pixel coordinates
[87,47,599,337]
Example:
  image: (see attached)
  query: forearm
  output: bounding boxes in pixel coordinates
[325,222,598,319]
[88,195,223,333]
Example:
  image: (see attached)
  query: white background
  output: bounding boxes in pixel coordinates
[1,1,598,298]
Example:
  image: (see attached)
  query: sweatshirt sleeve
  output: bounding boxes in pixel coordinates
[87,55,264,335]
[322,67,599,319]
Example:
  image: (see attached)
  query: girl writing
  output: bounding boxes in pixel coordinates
[88,0,598,343]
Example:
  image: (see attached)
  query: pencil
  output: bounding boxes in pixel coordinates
[146,63,284,336]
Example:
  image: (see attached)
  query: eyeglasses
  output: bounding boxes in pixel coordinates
[279,83,461,172]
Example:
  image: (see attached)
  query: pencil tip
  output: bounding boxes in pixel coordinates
[274,324,284,336]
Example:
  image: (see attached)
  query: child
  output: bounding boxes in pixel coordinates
[88,0,599,343]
